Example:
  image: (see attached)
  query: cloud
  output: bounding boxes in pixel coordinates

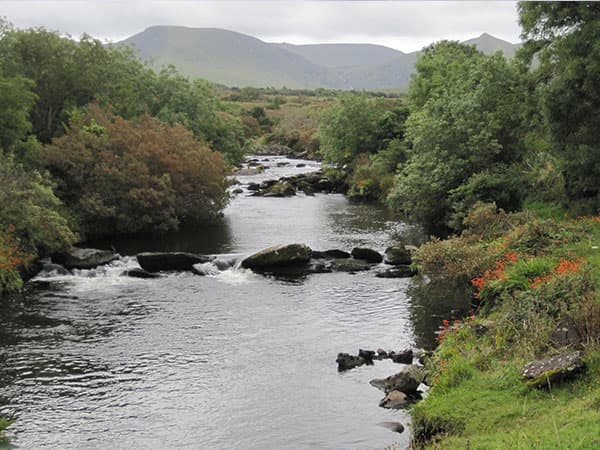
[0,1,521,51]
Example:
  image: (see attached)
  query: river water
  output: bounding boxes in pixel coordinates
[0,156,469,449]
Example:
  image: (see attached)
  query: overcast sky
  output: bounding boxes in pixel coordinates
[0,1,522,52]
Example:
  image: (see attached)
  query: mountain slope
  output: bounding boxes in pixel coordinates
[120,26,340,88]
[117,27,521,90]
[273,42,404,68]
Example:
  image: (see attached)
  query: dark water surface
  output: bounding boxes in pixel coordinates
[0,156,468,449]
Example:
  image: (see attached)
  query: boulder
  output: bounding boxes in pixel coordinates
[379,390,408,409]
[241,244,312,269]
[232,188,244,194]
[358,349,376,364]
[40,262,71,276]
[121,268,160,279]
[53,247,119,270]
[336,353,366,372]
[370,365,427,394]
[137,252,211,272]
[351,247,383,263]
[329,258,371,273]
[377,422,405,434]
[521,351,584,388]
[264,181,296,197]
[384,245,412,265]
[375,265,416,278]
[390,349,414,364]
[247,182,261,191]
[323,249,351,259]
[550,317,582,348]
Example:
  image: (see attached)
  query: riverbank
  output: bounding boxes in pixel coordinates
[408,203,600,448]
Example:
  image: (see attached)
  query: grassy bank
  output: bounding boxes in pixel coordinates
[410,203,600,448]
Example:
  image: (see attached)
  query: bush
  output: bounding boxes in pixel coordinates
[0,226,32,295]
[0,152,76,255]
[44,104,228,238]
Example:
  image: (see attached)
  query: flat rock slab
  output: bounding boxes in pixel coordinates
[241,244,312,269]
[137,252,211,272]
[521,351,584,388]
[375,265,416,278]
[53,247,119,270]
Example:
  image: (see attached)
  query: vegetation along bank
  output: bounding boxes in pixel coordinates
[0,2,599,447]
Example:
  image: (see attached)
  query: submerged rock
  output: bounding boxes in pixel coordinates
[375,265,416,278]
[370,365,427,394]
[137,252,211,272]
[378,421,405,434]
[351,247,383,263]
[329,258,371,273]
[384,245,412,265]
[121,268,160,279]
[53,247,119,270]
[241,244,312,269]
[336,353,366,372]
[521,351,584,388]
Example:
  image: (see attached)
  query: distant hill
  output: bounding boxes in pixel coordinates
[117,27,521,90]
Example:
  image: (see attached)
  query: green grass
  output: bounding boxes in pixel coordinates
[413,341,600,449]
[0,417,13,443]
[411,215,600,449]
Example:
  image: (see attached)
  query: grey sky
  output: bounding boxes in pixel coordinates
[0,1,521,52]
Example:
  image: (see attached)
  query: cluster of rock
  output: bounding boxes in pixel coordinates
[239,243,416,279]
[336,346,430,435]
[244,171,347,197]
[336,349,414,371]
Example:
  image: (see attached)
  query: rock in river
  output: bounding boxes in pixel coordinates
[121,268,161,279]
[53,247,119,270]
[137,252,212,272]
[351,247,383,263]
[241,244,312,269]
[379,390,408,409]
[384,245,412,266]
[375,265,416,278]
[370,365,427,394]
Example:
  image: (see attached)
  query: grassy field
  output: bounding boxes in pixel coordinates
[411,205,600,449]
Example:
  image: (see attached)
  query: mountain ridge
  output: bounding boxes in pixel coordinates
[118,26,521,90]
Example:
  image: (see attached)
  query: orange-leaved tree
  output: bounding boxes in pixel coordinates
[45,104,229,238]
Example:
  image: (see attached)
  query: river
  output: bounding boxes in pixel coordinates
[0,156,469,449]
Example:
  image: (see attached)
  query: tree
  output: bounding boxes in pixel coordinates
[44,104,229,238]
[519,2,600,213]
[0,70,35,150]
[389,42,528,229]
[318,93,388,166]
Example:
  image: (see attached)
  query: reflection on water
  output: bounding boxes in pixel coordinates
[407,278,474,350]
[0,156,468,449]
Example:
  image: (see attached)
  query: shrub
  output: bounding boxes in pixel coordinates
[0,226,33,295]
[0,152,76,255]
[44,104,228,238]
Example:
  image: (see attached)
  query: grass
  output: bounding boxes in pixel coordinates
[411,210,600,449]
[0,417,13,443]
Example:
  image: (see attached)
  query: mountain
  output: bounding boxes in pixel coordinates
[463,32,521,59]
[273,42,404,68]
[119,26,339,88]
[117,27,521,90]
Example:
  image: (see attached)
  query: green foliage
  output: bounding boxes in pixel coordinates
[44,104,228,238]
[519,2,600,213]
[0,416,14,442]
[0,70,35,150]
[319,93,387,166]
[0,152,76,255]
[390,42,529,230]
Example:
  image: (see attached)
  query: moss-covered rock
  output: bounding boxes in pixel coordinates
[241,244,312,269]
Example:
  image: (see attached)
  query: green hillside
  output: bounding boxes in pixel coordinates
[118,27,521,90]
